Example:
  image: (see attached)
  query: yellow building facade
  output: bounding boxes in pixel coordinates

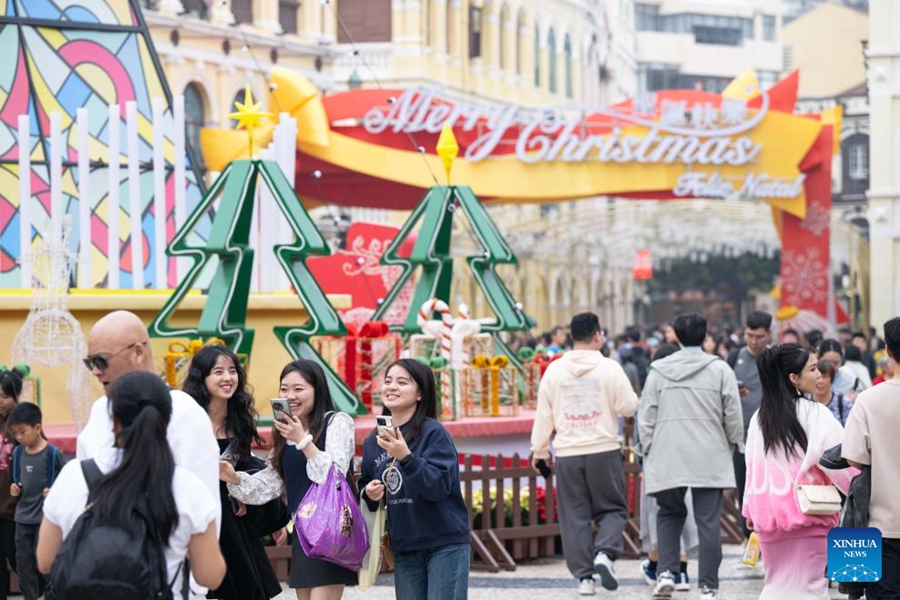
[140,0,641,337]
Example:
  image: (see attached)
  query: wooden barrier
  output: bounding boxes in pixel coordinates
[462,417,745,570]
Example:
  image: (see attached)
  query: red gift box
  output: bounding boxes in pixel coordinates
[316,322,401,410]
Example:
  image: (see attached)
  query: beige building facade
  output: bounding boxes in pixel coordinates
[866,0,900,328]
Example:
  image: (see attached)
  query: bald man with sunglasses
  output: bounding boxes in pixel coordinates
[75,310,221,599]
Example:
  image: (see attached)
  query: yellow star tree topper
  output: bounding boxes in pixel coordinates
[229,85,274,157]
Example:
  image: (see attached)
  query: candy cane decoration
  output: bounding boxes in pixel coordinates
[453,303,471,368]
[418,299,453,417]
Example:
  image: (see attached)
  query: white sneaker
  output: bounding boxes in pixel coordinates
[653,571,676,598]
[593,552,618,590]
[674,569,690,592]
[578,577,596,596]
[699,586,719,600]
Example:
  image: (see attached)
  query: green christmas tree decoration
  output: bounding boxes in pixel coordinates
[150,159,364,415]
[372,184,532,368]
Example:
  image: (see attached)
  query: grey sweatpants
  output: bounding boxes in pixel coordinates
[655,487,724,589]
[556,450,628,580]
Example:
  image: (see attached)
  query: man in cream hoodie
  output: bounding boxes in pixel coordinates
[531,313,638,596]
[638,313,743,600]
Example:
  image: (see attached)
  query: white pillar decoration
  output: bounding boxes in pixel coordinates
[258,146,275,292]
[250,159,263,293]
[17,114,31,288]
[173,95,186,282]
[275,114,297,291]
[107,104,121,289]
[49,112,63,239]
[76,108,91,289]
[151,98,167,289]
[126,101,143,289]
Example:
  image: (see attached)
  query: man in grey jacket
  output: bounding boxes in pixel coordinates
[638,313,743,600]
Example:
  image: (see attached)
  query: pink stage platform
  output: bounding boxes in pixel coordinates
[43,410,539,455]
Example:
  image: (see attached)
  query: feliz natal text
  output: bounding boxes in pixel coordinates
[362,86,765,167]
[832,538,878,559]
[674,172,807,199]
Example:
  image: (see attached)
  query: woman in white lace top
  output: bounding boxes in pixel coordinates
[219,360,357,598]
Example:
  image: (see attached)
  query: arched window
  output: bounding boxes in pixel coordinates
[564,34,573,98]
[548,28,557,94]
[533,24,540,87]
[516,9,526,75]
[499,3,510,70]
[229,90,244,129]
[183,83,206,169]
[231,0,252,24]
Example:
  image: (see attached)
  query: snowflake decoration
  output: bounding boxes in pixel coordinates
[781,247,829,306]
[830,564,880,582]
[800,204,831,237]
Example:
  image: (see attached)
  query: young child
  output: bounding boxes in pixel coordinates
[7,403,65,600]
[0,368,24,600]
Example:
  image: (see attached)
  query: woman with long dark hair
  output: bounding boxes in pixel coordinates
[219,360,357,599]
[359,358,470,600]
[35,371,225,593]
[0,367,23,600]
[742,344,854,599]
[182,345,280,600]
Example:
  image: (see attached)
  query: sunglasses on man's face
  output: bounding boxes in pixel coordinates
[82,341,145,371]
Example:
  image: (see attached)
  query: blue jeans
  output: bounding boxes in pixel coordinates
[393,542,470,600]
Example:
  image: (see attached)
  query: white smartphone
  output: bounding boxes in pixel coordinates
[375,414,393,433]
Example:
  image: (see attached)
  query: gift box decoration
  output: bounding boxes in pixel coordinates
[163,338,234,387]
[412,299,493,369]
[516,348,541,411]
[315,321,401,410]
[461,355,520,418]
[415,356,458,421]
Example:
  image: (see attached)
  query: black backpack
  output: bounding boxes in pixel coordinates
[45,460,188,600]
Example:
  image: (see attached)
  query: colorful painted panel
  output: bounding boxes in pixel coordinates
[0,0,207,289]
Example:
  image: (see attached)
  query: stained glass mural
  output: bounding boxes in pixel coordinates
[0,0,207,289]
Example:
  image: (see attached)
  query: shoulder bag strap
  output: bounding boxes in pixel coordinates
[80,459,103,492]
[11,445,21,484]
[46,445,57,485]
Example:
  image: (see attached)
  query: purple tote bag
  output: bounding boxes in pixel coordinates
[294,464,369,570]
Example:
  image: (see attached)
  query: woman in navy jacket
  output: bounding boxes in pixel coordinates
[359,358,470,600]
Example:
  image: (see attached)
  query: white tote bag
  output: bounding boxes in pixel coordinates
[359,497,386,590]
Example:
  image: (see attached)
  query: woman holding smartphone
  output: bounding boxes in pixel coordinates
[182,345,281,600]
[359,358,470,600]
[219,360,357,600]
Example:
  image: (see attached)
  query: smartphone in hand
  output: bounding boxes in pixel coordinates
[375,415,394,436]
[270,398,292,423]
[535,459,552,478]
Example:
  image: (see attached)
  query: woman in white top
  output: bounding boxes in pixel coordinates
[219,359,357,599]
[36,371,225,595]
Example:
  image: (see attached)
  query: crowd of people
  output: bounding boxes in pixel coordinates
[0,310,470,600]
[529,310,899,600]
[1,306,898,600]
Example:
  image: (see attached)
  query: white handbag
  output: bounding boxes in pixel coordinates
[796,484,842,515]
